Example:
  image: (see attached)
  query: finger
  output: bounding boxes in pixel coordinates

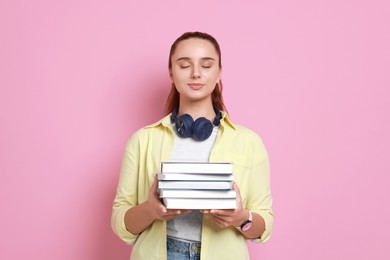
[164,215,178,221]
[211,215,225,223]
[158,203,167,214]
[161,210,190,220]
[209,209,234,216]
[164,209,191,215]
[150,175,159,196]
[233,182,242,198]
[163,211,190,221]
[232,182,243,209]
[151,175,158,188]
[179,210,192,214]
[166,209,182,215]
[212,217,229,228]
[213,214,234,224]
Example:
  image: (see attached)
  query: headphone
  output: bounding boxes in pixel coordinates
[171,106,222,141]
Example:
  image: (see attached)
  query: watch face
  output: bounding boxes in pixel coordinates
[242,221,253,231]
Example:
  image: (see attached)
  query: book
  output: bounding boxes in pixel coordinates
[158,181,233,190]
[157,173,233,181]
[162,198,237,209]
[161,162,233,174]
[159,189,237,199]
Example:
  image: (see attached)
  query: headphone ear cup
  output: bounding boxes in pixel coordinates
[175,114,194,138]
[193,117,213,141]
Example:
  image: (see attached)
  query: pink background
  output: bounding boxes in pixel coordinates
[1,1,389,259]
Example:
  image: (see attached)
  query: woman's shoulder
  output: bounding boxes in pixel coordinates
[222,121,269,161]
[128,114,172,140]
[222,113,263,139]
[233,123,257,134]
[229,121,264,142]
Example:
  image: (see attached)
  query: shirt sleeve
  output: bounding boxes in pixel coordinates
[247,134,274,243]
[111,132,142,244]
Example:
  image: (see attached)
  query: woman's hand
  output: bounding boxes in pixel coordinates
[147,175,191,221]
[201,182,247,229]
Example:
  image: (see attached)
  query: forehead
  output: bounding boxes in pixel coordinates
[173,38,219,59]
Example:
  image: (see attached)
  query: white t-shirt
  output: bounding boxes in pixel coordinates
[166,124,219,242]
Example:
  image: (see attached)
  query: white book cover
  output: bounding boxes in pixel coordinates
[157,173,233,181]
[161,162,233,174]
[158,181,233,190]
[162,198,237,209]
[159,189,237,199]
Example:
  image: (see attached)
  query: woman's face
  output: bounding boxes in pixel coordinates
[170,38,221,104]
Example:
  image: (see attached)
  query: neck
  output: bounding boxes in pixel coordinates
[178,100,216,122]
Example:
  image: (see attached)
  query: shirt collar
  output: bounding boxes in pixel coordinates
[144,111,236,131]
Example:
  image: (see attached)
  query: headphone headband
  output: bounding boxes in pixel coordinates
[171,105,222,141]
[171,105,222,125]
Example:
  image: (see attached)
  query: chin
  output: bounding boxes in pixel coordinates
[183,92,213,102]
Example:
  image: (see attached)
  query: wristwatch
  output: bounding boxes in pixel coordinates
[240,211,253,231]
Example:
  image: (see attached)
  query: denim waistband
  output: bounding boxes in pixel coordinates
[167,236,201,255]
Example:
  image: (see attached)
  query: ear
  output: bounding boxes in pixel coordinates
[169,69,173,79]
[217,68,222,83]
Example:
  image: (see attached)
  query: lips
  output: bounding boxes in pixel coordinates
[188,83,204,90]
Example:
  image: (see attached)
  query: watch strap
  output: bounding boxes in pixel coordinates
[239,211,253,230]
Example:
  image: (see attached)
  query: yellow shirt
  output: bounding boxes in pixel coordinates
[111,112,273,260]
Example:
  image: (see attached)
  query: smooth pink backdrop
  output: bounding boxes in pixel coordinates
[1,1,389,259]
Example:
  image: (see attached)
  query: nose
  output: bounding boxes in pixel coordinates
[192,67,201,79]
[192,73,200,79]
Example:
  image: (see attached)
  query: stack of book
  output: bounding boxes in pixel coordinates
[158,162,236,209]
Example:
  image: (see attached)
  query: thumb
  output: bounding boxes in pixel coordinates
[233,182,243,207]
[152,174,158,186]
[150,175,159,194]
[233,182,240,193]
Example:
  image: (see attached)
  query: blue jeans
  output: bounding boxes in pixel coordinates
[167,237,201,260]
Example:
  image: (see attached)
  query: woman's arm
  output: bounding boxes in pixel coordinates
[124,176,191,235]
[201,182,265,239]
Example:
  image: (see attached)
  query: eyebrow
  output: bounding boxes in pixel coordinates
[176,57,216,62]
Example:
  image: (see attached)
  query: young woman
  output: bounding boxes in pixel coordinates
[112,32,273,260]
